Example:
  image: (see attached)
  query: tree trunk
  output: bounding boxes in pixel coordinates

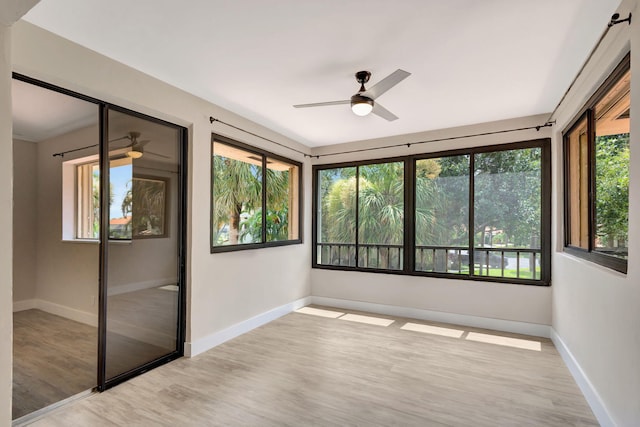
[230,204,242,244]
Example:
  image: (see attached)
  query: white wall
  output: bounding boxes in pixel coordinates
[33,125,100,317]
[550,0,639,425]
[1,22,14,427]
[10,21,312,355]
[13,139,37,304]
[310,114,553,327]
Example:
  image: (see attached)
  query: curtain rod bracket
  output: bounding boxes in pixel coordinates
[608,12,631,27]
[535,121,555,132]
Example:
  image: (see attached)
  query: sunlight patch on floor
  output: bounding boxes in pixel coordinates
[339,313,395,326]
[296,307,345,318]
[401,322,464,338]
[465,332,542,351]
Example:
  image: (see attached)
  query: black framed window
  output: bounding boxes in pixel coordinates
[316,161,405,270]
[313,138,551,286]
[563,53,629,273]
[211,134,302,252]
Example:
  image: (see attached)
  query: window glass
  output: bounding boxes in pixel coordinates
[76,157,132,240]
[593,68,629,259]
[211,136,301,251]
[265,157,299,242]
[313,139,550,284]
[415,155,469,274]
[317,167,357,266]
[212,141,263,246]
[358,162,404,270]
[474,148,542,280]
[76,162,100,239]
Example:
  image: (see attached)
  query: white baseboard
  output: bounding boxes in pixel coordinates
[13,299,37,312]
[310,296,551,338]
[13,298,97,326]
[36,299,98,327]
[550,329,615,427]
[185,296,312,357]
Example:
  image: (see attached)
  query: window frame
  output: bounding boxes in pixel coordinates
[312,138,551,286]
[62,154,134,242]
[562,53,629,274]
[210,134,303,253]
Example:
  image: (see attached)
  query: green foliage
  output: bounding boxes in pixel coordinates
[594,133,629,249]
[213,156,262,244]
[121,178,166,237]
[416,156,467,246]
[320,148,543,252]
[212,155,292,244]
[473,148,541,248]
[358,162,405,245]
[240,207,289,242]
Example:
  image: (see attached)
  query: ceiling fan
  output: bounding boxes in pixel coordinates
[293,69,411,121]
[115,131,169,159]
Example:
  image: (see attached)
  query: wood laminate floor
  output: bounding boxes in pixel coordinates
[27,306,598,426]
[13,310,97,420]
[14,287,178,421]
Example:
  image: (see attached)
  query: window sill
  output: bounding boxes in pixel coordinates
[211,239,302,253]
[561,247,627,275]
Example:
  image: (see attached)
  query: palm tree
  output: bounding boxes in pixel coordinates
[121,177,166,237]
[213,156,262,244]
[320,160,448,269]
[213,155,292,245]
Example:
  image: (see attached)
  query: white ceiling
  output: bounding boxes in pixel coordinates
[12,79,97,142]
[22,0,621,147]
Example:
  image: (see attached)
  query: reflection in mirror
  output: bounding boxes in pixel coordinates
[105,109,181,381]
[11,77,100,420]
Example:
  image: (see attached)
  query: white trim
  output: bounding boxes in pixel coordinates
[310,296,551,338]
[13,299,97,326]
[36,299,98,327]
[550,328,615,427]
[13,299,37,312]
[185,296,312,357]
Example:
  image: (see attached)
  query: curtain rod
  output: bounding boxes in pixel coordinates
[211,117,554,160]
[545,12,631,124]
[210,117,309,157]
[52,136,129,158]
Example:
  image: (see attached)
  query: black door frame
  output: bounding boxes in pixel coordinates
[12,73,188,393]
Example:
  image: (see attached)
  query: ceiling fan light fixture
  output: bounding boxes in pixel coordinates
[126,150,143,159]
[350,94,374,116]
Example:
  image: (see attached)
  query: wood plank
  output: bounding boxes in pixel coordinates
[28,306,598,426]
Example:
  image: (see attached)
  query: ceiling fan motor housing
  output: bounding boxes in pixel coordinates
[355,71,371,85]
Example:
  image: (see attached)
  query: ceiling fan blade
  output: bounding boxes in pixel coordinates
[372,102,399,121]
[108,135,129,144]
[362,69,411,99]
[293,100,350,108]
[134,139,151,149]
[145,150,170,159]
